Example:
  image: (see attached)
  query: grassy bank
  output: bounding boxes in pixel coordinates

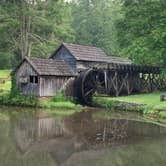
[0,70,11,78]
[38,91,82,109]
[39,100,81,109]
[0,91,82,109]
[95,92,166,119]
[0,70,11,92]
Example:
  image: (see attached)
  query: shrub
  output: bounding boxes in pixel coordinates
[0,74,38,107]
[10,73,20,98]
[52,90,68,102]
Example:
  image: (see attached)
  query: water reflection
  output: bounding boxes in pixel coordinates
[9,111,166,166]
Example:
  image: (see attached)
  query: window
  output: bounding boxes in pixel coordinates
[30,76,33,83]
[34,76,38,83]
[29,76,38,84]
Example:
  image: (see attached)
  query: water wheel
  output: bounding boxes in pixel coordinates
[74,69,105,105]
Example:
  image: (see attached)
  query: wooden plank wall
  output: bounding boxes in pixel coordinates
[52,46,77,71]
[15,61,39,96]
[39,76,70,96]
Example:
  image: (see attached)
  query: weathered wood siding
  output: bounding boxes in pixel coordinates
[39,76,70,96]
[52,46,77,71]
[15,61,39,96]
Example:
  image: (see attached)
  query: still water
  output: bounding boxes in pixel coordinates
[0,107,166,166]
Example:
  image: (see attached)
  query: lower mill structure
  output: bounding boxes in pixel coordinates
[13,43,166,105]
[72,64,165,105]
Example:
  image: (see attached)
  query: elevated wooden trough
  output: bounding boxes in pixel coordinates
[66,64,166,105]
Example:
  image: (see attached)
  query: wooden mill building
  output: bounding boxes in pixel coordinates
[14,43,131,97]
[51,43,132,71]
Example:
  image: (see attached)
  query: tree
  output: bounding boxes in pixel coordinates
[116,0,166,66]
[71,0,123,55]
[0,0,74,68]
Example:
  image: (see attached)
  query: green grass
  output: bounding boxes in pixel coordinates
[158,111,166,118]
[0,80,11,91]
[111,92,166,108]
[110,92,166,108]
[0,70,11,91]
[0,70,11,78]
[96,92,166,119]
[39,100,82,109]
[39,91,82,109]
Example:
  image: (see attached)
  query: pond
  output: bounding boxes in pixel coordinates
[0,106,166,166]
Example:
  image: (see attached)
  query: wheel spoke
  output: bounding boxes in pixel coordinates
[84,88,95,97]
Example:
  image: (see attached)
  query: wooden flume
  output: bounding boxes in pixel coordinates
[68,63,166,105]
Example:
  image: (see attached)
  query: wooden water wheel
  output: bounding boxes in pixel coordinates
[74,69,105,105]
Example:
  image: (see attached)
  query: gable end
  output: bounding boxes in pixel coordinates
[51,44,77,70]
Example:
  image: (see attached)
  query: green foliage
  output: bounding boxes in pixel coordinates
[0,93,38,107]
[52,90,76,104]
[71,0,122,55]
[0,0,75,69]
[10,74,20,98]
[161,68,166,77]
[39,100,80,109]
[116,0,166,66]
[51,90,68,102]
[40,90,81,109]
[158,111,166,118]
[0,74,38,107]
[0,53,11,69]
[94,97,115,110]
[0,0,165,70]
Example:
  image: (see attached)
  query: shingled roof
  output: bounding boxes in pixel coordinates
[19,57,76,76]
[52,43,132,64]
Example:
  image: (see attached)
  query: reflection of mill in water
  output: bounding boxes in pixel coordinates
[11,111,166,165]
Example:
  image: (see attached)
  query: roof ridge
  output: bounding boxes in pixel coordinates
[63,42,102,49]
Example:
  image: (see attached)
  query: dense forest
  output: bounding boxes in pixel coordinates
[0,0,165,69]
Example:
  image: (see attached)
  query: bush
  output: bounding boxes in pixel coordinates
[102,100,115,110]
[10,74,20,98]
[52,90,68,102]
[0,74,38,107]
[0,93,10,105]
[0,92,38,107]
